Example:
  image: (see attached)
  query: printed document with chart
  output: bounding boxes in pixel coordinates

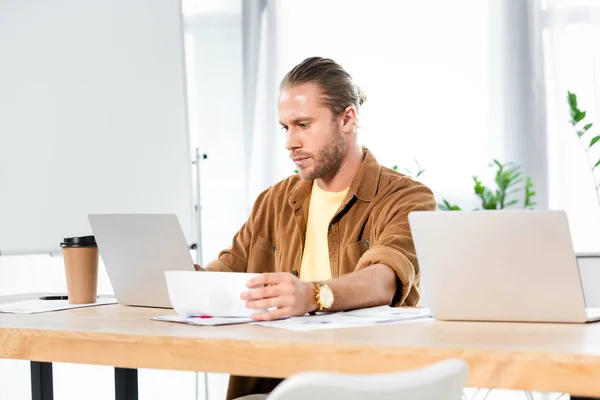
[254,306,431,331]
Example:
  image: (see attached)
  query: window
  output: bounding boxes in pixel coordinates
[544,0,600,251]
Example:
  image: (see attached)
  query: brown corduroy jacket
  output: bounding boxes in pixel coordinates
[205,148,437,399]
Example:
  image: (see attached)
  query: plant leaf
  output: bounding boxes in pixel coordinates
[575,111,587,123]
[568,91,581,126]
[505,199,518,207]
[506,174,521,183]
[591,136,600,148]
[568,91,577,109]
[584,123,593,131]
[524,175,536,209]
[483,187,498,209]
[577,130,586,137]
[438,199,461,211]
[595,159,600,169]
[505,165,520,174]
[507,178,524,189]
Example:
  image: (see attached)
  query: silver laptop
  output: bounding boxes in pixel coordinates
[408,210,600,323]
[88,214,196,308]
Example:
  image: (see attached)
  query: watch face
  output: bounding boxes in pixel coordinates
[319,285,334,308]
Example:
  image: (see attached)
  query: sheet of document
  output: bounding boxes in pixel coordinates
[0,297,117,314]
[153,315,253,326]
[342,305,430,318]
[253,306,431,331]
[153,306,431,330]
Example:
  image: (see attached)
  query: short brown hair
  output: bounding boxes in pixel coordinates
[280,56,367,116]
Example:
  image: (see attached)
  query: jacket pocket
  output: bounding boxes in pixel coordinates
[345,238,371,270]
[249,236,282,273]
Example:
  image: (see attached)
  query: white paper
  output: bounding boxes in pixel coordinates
[0,297,117,314]
[342,305,430,318]
[253,306,431,331]
[153,314,253,326]
[165,271,268,318]
[153,306,431,330]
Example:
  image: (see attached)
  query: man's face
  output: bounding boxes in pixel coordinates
[278,83,346,181]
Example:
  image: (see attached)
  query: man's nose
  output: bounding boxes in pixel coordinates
[285,129,301,151]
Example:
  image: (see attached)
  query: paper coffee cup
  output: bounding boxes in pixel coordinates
[60,235,99,304]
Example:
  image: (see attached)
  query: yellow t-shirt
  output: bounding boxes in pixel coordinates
[299,181,349,282]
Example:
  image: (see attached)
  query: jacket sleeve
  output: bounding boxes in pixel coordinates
[204,189,270,273]
[355,180,437,307]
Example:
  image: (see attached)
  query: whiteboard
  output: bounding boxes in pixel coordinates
[0,0,194,254]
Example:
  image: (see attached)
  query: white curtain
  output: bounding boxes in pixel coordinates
[543,0,600,252]
[488,0,549,208]
[242,0,283,214]
[242,0,265,210]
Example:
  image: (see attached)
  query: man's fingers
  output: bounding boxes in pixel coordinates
[247,272,292,288]
[241,284,290,301]
[245,295,294,310]
[194,264,204,271]
[251,307,291,321]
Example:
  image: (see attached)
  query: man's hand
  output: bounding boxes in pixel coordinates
[194,264,204,271]
[241,272,317,321]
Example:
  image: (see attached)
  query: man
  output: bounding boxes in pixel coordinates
[199,56,437,399]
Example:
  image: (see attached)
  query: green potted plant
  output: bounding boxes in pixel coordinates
[438,160,536,211]
[567,90,600,206]
[392,157,536,211]
[392,159,426,179]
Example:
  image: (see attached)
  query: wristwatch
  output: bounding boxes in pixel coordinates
[314,282,334,311]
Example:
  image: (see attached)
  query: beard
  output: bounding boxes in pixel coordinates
[296,125,346,181]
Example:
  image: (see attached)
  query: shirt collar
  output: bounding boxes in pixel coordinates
[288,147,381,210]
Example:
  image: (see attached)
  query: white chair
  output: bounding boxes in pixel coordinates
[265,358,469,400]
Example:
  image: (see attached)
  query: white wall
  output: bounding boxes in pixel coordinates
[0,0,194,254]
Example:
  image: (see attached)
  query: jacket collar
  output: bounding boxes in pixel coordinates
[288,147,381,210]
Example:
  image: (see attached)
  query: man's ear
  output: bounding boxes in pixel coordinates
[341,106,357,133]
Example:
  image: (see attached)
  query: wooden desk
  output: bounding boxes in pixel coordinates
[1,294,600,399]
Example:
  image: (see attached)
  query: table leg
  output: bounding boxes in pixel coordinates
[30,361,53,400]
[115,367,138,400]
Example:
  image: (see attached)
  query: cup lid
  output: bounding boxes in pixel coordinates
[60,235,97,248]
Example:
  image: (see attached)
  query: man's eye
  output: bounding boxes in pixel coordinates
[281,126,289,131]
[299,123,308,129]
